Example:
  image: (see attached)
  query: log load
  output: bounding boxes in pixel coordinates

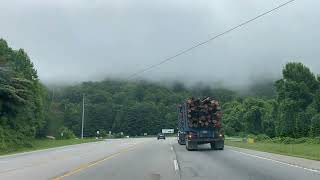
[185,97,222,128]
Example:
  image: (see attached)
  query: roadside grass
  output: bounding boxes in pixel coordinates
[0,138,100,156]
[225,140,320,161]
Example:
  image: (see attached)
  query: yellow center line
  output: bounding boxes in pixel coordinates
[0,151,86,175]
[52,143,142,180]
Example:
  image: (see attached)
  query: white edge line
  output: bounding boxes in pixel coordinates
[230,149,320,174]
[173,160,179,171]
[0,141,103,159]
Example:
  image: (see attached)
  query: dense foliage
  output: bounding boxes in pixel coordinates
[223,63,320,138]
[0,39,47,150]
[46,81,236,137]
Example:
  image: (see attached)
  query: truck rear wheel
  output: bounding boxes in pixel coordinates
[178,139,183,145]
[212,141,224,150]
[186,141,197,151]
[210,142,215,150]
[186,140,190,151]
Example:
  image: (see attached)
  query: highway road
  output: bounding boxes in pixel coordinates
[0,137,319,180]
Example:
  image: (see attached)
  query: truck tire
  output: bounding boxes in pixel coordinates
[210,142,215,150]
[186,141,192,151]
[213,141,224,150]
[219,143,224,150]
[178,138,184,145]
[186,141,197,151]
[186,141,190,151]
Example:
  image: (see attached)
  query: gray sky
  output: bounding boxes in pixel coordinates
[0,0,319,87]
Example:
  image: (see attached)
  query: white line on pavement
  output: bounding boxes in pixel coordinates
[171,146,173,151]
[230,149,320,174]
[0,141,103,159]
[173,160,179,171]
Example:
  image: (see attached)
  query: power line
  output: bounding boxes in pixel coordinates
[126,0,296,80]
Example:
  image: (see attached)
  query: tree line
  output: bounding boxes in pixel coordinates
[46,80,236,137]
[1,38,319,152]
[223,62,320,138]
[40,63,320,139]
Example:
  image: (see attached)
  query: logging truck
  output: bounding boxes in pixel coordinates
[177,97,224,151]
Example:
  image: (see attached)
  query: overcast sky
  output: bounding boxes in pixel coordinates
[0,0,319,87]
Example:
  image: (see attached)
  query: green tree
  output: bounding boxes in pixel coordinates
[0,39,47,150]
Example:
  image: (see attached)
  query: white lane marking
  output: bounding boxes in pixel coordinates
[171,146,173,151]
[0,141,103,159]
[230,149,320,174]
[173,160,179,171]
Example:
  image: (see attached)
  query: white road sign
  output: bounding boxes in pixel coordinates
[162,129,174,134]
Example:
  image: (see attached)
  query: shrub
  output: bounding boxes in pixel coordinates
[99,129,107,137]
[267,137,284,143]
[306,137,320,144]
[238,132,248,138]
[246,134,257,139]
[293,137,309,144]
[310,114,320,137]
[255,134,270,142]
[0,126,36,152]
[224,126,236,136]
[56,127,75,139]
[113,133,124,138]
[281,137,296,144]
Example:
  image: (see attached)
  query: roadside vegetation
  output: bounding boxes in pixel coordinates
[223,62,320,138]
[1,38,320,158]
[225,137,320,160]
[223,62,320,159]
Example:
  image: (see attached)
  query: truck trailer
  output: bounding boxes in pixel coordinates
[177,97,224,150]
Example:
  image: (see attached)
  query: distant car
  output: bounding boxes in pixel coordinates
[157,133,165,140]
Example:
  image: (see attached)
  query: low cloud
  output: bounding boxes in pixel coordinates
[1,0,319,88]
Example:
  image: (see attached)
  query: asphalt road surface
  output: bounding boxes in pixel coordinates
[0,137,319,180]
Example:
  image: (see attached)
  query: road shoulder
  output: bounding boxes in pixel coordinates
[226,145,320,172]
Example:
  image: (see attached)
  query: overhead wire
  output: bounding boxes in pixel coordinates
[126,0,296,80]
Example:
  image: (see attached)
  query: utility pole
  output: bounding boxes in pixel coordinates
[52,87,55,101]
[81,94,85,139]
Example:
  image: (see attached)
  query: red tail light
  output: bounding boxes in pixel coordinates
[187,132,197,139]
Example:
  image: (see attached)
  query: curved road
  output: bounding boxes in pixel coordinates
[0,138,319,180]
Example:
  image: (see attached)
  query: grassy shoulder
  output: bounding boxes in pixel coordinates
[0,138,99,156]
[225,140,320,161]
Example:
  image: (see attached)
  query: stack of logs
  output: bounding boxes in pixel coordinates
[186,97,222,128]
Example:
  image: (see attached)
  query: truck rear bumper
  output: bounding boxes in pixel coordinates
[188,138,224,144]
